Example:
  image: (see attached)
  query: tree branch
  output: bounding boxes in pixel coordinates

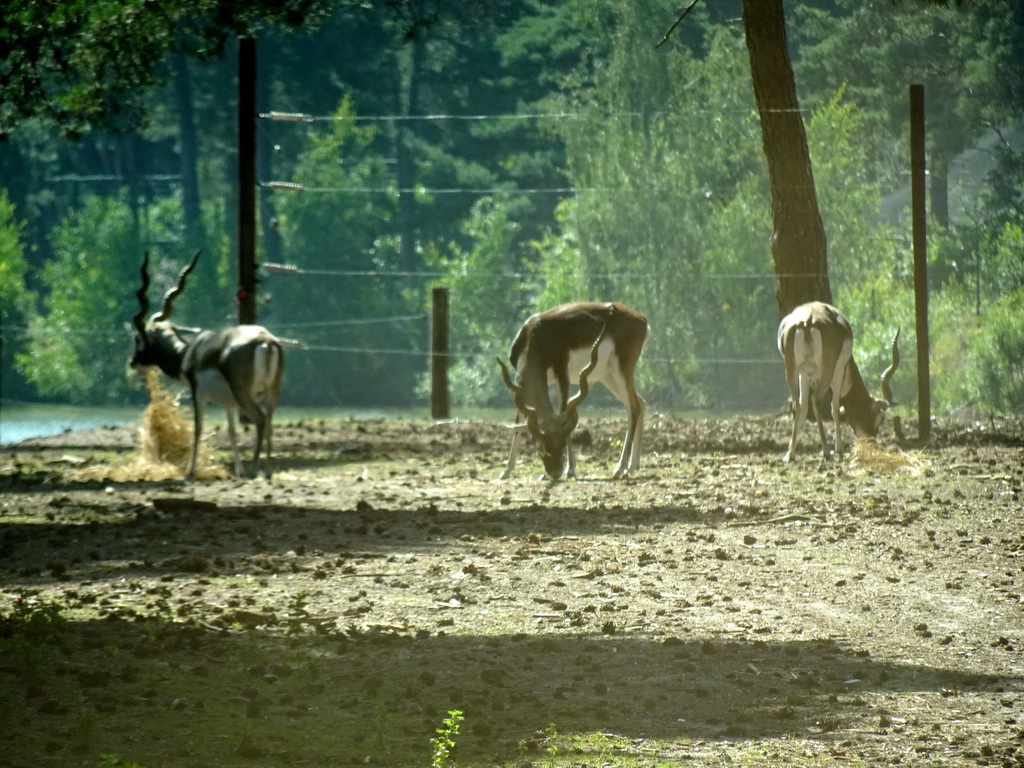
[656,0,702,48]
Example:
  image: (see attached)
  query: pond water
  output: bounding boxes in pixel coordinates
[0,404,143,445]
[0,403,512,445]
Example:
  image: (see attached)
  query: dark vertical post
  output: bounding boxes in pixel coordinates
[431,287,450,419]
[237,36,258,325]
[910,84,930,441]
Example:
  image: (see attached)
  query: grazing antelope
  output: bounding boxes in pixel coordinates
[498,301,649,480]
[777,301,900,462]
[130,251,284,479]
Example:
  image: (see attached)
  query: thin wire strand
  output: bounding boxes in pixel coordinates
[275,315,426,328]
[0,326,780,366]
[279,185,578,195]
[260,267,822,280]
[258,107,807,122]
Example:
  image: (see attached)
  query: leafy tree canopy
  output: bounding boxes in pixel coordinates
[0,0,333,138]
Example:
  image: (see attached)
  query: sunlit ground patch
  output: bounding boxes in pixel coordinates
[73,369,227,481]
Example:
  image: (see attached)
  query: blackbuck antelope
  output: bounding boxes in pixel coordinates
[777,301,900,462]
[498,302,649,480]
[130,252,284,479]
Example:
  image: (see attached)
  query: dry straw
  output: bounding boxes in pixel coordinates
[75,369,227,482]
[852,437,929,474]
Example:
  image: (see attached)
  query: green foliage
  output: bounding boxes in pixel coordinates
[2,592,66,641]
[0,193,32,317]
[807,91,904,287]
[0,593,66,681]
[833,272,916,407]
[270,97,419,405]
[967,287,1024,413]
[978,218,1024,298]
[17,194,199,404]
[0,0,332,136]
[424,196,532,406]
[542,17,769,409]
[429,709,463,768]
[0,192,36,401]
[528,199,588,310]
[285,592,311,635]
[893,220,1024,414]
[275,97,390,269]
[810,91,918,408]
[17,195,140,402]
[1,0,1020,415]
[928,284,982,412]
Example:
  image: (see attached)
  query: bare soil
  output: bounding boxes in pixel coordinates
[1,414,1022,767]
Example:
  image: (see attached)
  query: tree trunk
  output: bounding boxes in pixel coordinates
[173,51,205,251]
[396,24,425,273]
[741,0,832,317]
[257,40,283,266]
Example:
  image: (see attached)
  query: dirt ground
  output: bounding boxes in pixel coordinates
[1,413,1022,767]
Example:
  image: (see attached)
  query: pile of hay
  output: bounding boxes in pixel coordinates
[75,369,227,482]
[852,437,928,474]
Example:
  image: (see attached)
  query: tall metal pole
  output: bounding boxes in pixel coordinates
[910,84,931,441]
[237,36,258,324]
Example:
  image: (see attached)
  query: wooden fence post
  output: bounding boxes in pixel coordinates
[910,84,931,441]
[431,287,450,419]
[237,36,257,325]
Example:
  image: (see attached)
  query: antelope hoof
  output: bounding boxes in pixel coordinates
[245,464,266,480]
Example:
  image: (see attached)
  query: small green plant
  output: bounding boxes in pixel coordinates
[519,722,561,759]
[543,723,559,757]
[429,709,464,768]
[1,593,66,679]
[2,592,66,640]
[285,592,311,635]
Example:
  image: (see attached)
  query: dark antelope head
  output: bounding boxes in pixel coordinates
[846,327,902,438]
[499,326,606,480]
[130,251,201,373]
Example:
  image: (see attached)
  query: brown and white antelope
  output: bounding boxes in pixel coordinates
[498,301,649,480]
[130,251,284,479]
[777,301,900,462]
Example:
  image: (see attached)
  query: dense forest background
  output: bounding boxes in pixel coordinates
[1,0,1022,415]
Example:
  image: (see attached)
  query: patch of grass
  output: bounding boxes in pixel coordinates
[0,592,66,679]
[99,755,149,768]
